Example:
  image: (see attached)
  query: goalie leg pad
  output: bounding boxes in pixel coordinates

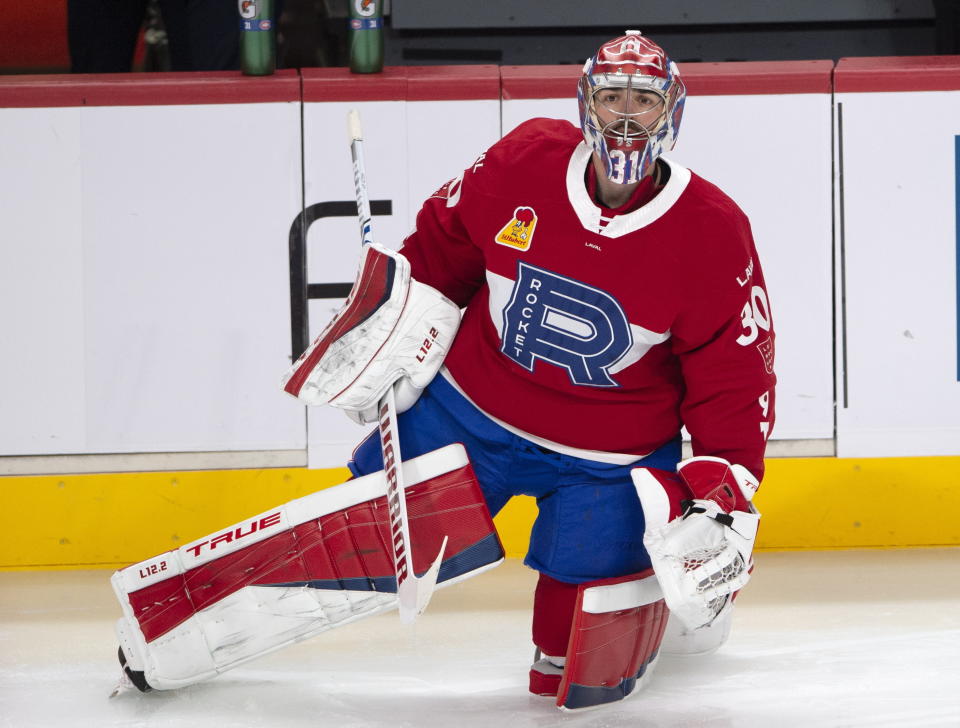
[112,443,503,691]
[556,570,668,711]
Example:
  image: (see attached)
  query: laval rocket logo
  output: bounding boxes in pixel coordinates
[495,206,538,251]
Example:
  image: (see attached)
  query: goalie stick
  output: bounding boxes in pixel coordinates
[348,109,447,624]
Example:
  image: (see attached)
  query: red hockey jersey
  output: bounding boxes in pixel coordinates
[400,118,776,480]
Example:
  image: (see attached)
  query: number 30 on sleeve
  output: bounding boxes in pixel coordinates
[736,286,771,346]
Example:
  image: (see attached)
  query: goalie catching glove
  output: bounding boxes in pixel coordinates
[633,456,761,631]
[281,243,461,423]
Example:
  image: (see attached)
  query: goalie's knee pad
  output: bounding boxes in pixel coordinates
[112,444,502,691]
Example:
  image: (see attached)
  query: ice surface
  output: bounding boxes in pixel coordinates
[2,550,959,727]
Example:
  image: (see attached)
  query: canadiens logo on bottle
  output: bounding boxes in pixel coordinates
[495,206,538,250]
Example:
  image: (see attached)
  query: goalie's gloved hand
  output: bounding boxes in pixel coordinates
[632,457,761,631]
[281,243,461,421]
[344,376,425,425]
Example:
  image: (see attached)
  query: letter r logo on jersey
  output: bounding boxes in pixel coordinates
[500,262,632,387]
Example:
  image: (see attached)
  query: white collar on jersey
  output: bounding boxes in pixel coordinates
[566,142,692,238]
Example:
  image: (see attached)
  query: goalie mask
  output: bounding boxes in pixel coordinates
[578,30,686,184]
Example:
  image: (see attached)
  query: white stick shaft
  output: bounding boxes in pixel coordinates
[348,111,375,248]
[377,387,417,620]
[348,112,412,583]
[346,110,445,623]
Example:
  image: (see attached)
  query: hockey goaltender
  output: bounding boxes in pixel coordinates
[111,30,775,712]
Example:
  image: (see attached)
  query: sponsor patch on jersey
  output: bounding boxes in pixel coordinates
[495,206,538,251]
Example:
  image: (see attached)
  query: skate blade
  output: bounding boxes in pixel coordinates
[108,670,133,699]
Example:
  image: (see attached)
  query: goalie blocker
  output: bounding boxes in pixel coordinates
[280,243,461,423]
[112,444,503,691]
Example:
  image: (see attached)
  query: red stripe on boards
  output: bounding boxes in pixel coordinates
[16,59,944,109]
[835,56,960,93]
[0,70,301,108]
[300,65,501,103]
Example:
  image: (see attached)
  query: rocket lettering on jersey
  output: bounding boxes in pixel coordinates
[500,261,632,387]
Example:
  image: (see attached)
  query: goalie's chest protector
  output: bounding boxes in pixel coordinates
[450,126,720,396]
[471,144,691,389]
[425,119,760,456]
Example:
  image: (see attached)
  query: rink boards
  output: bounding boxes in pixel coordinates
[1,59,960,566]
[3,454,960,569]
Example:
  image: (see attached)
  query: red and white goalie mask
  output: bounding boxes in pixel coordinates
[578,31,686,184]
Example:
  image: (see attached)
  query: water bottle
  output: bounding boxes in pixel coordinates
[349,0,384,74]
[239,0,276,76]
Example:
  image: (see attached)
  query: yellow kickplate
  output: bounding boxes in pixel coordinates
[0,467,350,570]
[2,455,959,570]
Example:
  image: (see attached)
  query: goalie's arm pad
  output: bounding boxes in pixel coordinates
[112,443,503,691]
[633,456,761,631]
[280,243,462,422]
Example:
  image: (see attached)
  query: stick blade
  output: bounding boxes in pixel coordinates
[397,536,449,625]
